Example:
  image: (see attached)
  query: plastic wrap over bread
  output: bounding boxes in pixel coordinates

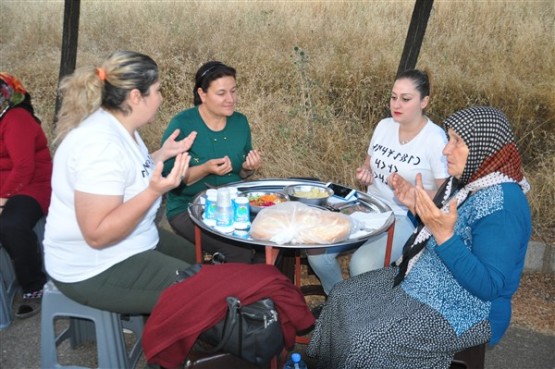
[250,201,354,245]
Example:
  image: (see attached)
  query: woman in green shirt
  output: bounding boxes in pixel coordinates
[162,61,262,263]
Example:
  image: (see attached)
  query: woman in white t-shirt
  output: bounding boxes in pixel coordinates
[307,69,449,295]
[43,51,197,313]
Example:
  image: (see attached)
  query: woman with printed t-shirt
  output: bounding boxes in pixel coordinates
[307,69,449,295]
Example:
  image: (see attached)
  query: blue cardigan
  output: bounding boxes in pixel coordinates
[402,182,531,344]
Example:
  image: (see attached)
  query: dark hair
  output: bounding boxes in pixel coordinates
[20,93,41,125]
[0,92,41,125]
[395,69,430,98]
[101,51,159,114]
[193,61,236,106]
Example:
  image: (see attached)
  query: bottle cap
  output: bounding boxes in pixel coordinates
[217,188,231,206]
[235,196,249,204]
[291,353,301,363]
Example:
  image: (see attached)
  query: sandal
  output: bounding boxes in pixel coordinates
[16,289,43,319]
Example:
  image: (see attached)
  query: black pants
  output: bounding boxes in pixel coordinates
[169,211,265,264]
[0,195,47,293]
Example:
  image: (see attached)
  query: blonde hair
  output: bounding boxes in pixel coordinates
[54,50,159,144]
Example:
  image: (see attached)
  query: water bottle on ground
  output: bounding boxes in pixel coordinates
[283,352,308,369]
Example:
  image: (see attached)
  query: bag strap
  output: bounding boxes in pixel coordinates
[196,296,242,354]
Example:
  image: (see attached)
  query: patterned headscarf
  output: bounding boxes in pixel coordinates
[0,72,40,123]
[443,106,528,188]
[0,72,27,116]
[393,106,530,286]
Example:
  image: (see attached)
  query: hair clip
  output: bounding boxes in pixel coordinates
[96,67,107,81]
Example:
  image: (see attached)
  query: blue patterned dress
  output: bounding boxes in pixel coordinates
[306,183,531,369]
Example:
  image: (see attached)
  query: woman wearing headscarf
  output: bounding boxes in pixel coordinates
[306,106,532,369]
[0,73,52,318]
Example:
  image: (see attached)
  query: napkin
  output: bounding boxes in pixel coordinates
[348,211,392,239]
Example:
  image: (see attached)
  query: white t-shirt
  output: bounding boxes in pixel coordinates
[44,109,161,283]
[367,117,448,215]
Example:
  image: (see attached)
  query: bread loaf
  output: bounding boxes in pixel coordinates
[250,201,352,245]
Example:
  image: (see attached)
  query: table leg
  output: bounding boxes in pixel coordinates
[194,225,203,264]
[383,221,395,267]
[294,252,302,288]
[265,245,280,265]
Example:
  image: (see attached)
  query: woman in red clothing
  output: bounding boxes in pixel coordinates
[0,73,52,318]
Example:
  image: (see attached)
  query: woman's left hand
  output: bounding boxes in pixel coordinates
[149,152,191,196]
[242,149,262,171]
[158,129,197,162]
[414,174,457,245]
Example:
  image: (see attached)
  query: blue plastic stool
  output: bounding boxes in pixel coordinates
[40,280,144,369]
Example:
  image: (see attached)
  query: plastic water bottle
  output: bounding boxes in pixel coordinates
[203,189,218,227]
[227,186,239,208]
[233,196,251,238]
[215,188,234,233]
[283,352,307,369]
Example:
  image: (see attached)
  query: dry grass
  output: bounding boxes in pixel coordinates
[1,0,554,240]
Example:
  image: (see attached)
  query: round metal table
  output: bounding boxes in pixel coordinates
[188,178,395,265]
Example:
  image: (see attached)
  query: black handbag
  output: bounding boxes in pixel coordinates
[197,296,284,367]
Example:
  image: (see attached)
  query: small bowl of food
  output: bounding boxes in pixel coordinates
[246,191,288,213]
[284,184,334,206]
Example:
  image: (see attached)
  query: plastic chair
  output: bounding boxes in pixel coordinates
[40,280,144,369]
[0,216,46,330]
[0,246,20,330]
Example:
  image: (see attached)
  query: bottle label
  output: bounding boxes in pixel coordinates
[215,204,234,233]
[204,199,217,220]
[234,204,250,223]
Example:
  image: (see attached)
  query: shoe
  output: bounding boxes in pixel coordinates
[16,289,42,319]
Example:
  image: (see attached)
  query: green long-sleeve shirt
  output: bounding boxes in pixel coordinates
[161,106,252,220]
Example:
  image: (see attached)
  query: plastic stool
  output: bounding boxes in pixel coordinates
[0,216,46,329]
[40,280,144,369]
[0,246,20,330]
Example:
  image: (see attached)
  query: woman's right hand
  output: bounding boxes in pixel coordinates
[414,174,457,245]
[390,172,417,214]
[356,166,373,186]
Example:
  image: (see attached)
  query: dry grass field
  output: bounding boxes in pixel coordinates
[1,0,553,241]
